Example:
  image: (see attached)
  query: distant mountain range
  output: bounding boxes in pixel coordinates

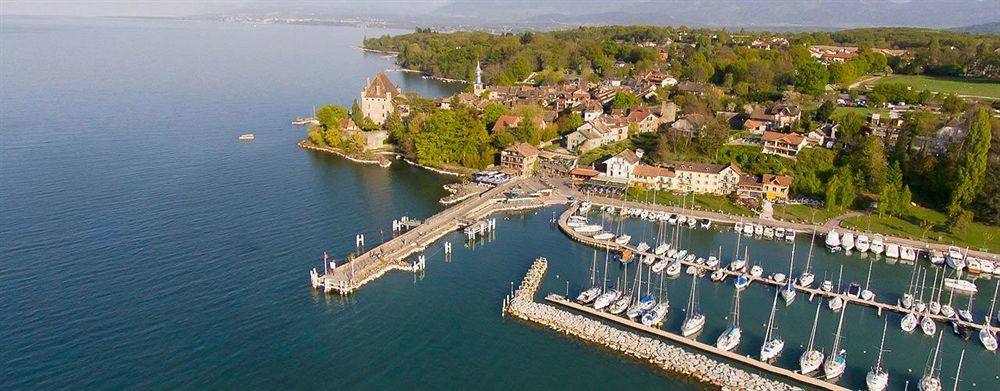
[952,22,1000,34]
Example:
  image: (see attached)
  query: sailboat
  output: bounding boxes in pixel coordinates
[681,273,705,337]
[627,264,656,319]
[781,240,797,304]
[823,307,848,380]
[921,313,937,336]
[958,294,974,323]
[901,311,919,333]
[594,247,620,310]
[915,270,928,313]
[918,332,943,391]
[716,288,742,351]
[860,258,876,302]
[609,262,635,314]
[928,268,942,315]
[729,236,746,272]
[951,350,966,391]
[902,262,919,309]
[760,291,784,361]
[577,249,602,303]
[979,281,998,351]
[865,319,890,391]
[829,265,845,311]
[641,271,669,326]
[798,230,817,287]
[800,300,825,375]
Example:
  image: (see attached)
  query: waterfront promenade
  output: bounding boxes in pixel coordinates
[312,178,565,294]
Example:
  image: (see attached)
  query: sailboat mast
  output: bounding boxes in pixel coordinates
[988,281,999,326]
[930,268,939,301]
[952,349,965,391]
[864,259,873,291]
[765,291,779,340]
[603,245,610,291]
[788,240,797,276]
[591,250,597,286]
[734,288,741,327]
[832,307,846,354]
[907,261,919,296]
[807,300,821,351]
[919,270,928,301]
[929,331,943,378]
[837,264,843,292]
[876,318,887,369]
[805,229,816,272]
[936,270,947,302]
[687,273,698,315]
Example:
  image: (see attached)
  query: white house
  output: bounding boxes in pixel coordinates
[603,149,642,179]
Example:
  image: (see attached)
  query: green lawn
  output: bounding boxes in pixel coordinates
[830,106,888,120]
[771,203,842,225]
[841,204,1000,253]
[873,75,1000,99]
[626,187,755,217]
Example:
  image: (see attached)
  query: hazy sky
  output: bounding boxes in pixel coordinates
[3,0,997,29]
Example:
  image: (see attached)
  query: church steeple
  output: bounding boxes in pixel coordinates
[473,61,484,95]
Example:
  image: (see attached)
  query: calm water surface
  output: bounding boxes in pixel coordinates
[2,16,996,390]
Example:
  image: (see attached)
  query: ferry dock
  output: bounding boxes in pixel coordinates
[556,203,994,333]
[311,179,566,295]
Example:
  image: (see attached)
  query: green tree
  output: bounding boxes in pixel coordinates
[814,101,835,123]
[610,91,639,110]
[898,185,913,214]
[948,108,992,215]
[315,104,349,130]
[838,111,865,145]
[793,61,829,95]
[481,102,507,130]
[854,135,890,193]
[556,112,583,135]
[384,112,404,144]
[942,93,965,115]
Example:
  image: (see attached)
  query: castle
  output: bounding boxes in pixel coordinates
[360,72,401,126]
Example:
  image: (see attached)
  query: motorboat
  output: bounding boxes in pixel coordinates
[593,232,615,241]
[944,278,977,294]
[668,214,678,225]
[775,227,785,240]
[900,246,917,262]
[677,215,687,225]
[743,223,754,236]
[928,249,945,265]
[750,264,763,278]
[577,287,602,304]
[734,222,743,233]
[700,218,711,229]
[579,201,592,213]
[841,231,855,252]
[967,257,982,274]
[920,316,936,335]
[785,229,795,242]
[734,274,751,290]
[799,272,815,288]
[981,260,996,275]
[651,259,669,273]
[870,235,885,255]
[686,217,696,228]
[614,234,631,245]
[855,234,870,253]
[821,280,833,292]
[574,225,603,235]
[946,246,965,270]
[641,255,655,265]
[239,133,255,141]
[886,243,900,259]
[654,243,670,256]
[636,242,650,253]
[763,227,774,240]
[754,224,764,236]
[847,282,862,299]
[825,229,841,251]
[901,312,918,332]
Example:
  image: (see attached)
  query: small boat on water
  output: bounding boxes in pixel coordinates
[855,234,870,253]
[928,249,945,265]
[866,320,890,391]
[716,289,742,351]
[700,218,711,229]
[652,259,669,273]
[944,278,977,294]
[681,273,705,337]
[886,243,900,259]
[608,292,632,315]
[636,242,650,253]
[763,226,774,240]
[900,246,917,262]
[847,282,862,299]
[775,227,785,240]
[239,133,255,141]
[743,223,754,236]
[829,296,844,311]
[980,282,999,351]
[641,273,669,326]
[641,255,656,265]
[967,257,982,274]
[750,264,763,278]
[665,260,682,277]
[920,315,937,335]
[772,272,786,284]
[901,312,919,332]
[677,215,688,225]
[734,274,751,290]
[784,228,795,242]
[734,222,743,233]
[706,255,719,269]
[825,229,841,252]
[577,287,601,303]
[946,246,965,270]
[760,291,784,362]
[871,234,885,255]
[918,333,943,391]
[754,224,764,236]
[711,269,726,282]
[821,280,833,292]
[686,217,696,228]
[823,308,848,380]
[654,243,670,256]
[574,225,603,234]
[614,234,631,245]
[593,232,615,241]
[841,231,855,252]
[800,301,824,375]
[594,287,622,310]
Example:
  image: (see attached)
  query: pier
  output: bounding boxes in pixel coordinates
[505,258,823,391]
[555,203,994,333]
[311,179,565,295]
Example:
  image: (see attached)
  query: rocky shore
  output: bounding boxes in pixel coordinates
[505,258,801,391]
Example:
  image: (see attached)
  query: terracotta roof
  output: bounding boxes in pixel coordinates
[492,115,521,132]
[744,119,766,129]
[570,166,601,177]
[633,164,676,178]
[504,142,539,158]
[671,161,742,175]
[627,110,656,123]
[762,131,806,145]
[363,72,400,99]
[739,174,793,187]
[612,149,641,165]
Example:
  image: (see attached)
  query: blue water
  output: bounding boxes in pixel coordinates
[2,16,996,391]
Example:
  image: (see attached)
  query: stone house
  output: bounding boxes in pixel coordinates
[737,174,794,200]
[360,72,401,126]
[762,131,808,158]
[500,142,540,177]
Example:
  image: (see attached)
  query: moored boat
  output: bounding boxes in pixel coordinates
[944,278,978,294]
[886,243,899,259]
[841,231,855,252]
[800,300,825,375]
[825,229,841,252]
[870,235,885,255]
[946,246,965,270]
[855,234,870,253]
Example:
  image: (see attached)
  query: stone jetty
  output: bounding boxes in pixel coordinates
[505,258,805,391]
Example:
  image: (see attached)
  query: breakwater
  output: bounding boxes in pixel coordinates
[504,258,813,391]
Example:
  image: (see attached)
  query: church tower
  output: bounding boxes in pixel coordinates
[473,61,485,96]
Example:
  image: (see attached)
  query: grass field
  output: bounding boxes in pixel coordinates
[626,187,755,217]
[830,106,888,120]
[841,204,1000,253]
[873,75,1000,99]
[771,203,842,225]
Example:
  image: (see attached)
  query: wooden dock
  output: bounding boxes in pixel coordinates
[555,203,992,332]
[311,179,564,295]
[545,295,849,391]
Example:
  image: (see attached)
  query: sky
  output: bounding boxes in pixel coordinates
[2,0,997,29]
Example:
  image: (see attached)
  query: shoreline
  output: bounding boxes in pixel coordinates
[298,140,389,166]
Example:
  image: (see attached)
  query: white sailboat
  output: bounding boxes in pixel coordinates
[829,265,845,312]
[641,271,669,326]
[865,319,890,391]
[918,332,943,391]
[860,259,876,302]
[800,300,825,375]
[798,230,817,288]
[781,240,797,304]
[979,281,998,351]
[921,314,937,336]
[823,306,848,380]
[681,273,705,337]
[577,250,602,303]
[928,268,942,315]
[716,288,742,351]
[760,291,784,361]
[901,312,919,333]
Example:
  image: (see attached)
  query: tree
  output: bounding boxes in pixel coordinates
[814,101,835,123]
[315,104,349,130]
[898,185,913,214]
[384,112,404,144]
[481,103,507,130]
[942,93,964,115]
[854,135,889,193]
[948,108,992,215]
[877,184,893,217]
[556,112,583,135]
[793,61,829,95]
[947,208,974,234]
[610,91,639,110]
[837,111,865,145]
